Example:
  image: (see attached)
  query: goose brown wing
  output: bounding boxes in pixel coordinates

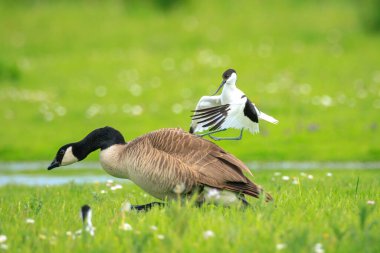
[143,129,272,200]
[145,128,252,176]
[144,128,272,201]
[194,147,271,200]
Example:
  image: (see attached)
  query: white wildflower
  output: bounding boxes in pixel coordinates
[300,172,307,177]
[121,201,132,212]
[85,226,95,237]
[121,223,133,231]
[157,234,165,240]
[367,200,375,205]
[129,84,142,97]
[0,235,7,244]
[38,234,46,240]
[203,230,215,239]
[26,218,35,224]
[320,95,333,107]
[171,103,183,114]
[111,184,123,191]
[106,180,114,187]
[95,86,107,97]
[49,235,57,244]
[100,190,107,194]
[130,105,143,116]
[150,225,158,231]
[314,243,324,253]
[276,243,287,250]
[173,183,186,195]
[0,244,8,250]
[326,172,332,177]
[282,176,290,181]
[66,231,72,236]
[308,175,314,180]
[292,177,299,185]
[274,172,281,176]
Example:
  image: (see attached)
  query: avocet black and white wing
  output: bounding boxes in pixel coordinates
[189,68,278,138]
[191,104,230,133]
[189,95,222,133]
[191,97,278,135]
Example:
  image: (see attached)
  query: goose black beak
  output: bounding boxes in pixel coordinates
[211,80,226,96]
[47,160,60,170]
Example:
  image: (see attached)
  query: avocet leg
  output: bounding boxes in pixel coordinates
[197,128,227,137]
[209,128,244,141]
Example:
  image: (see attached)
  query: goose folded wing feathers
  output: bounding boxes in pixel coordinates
[145,128,252,175]
[141,129,269,199]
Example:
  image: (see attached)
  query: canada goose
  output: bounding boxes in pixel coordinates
[48,127,272,210]
[190,69,278,140]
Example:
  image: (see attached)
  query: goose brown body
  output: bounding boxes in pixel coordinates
[99,128,272,201]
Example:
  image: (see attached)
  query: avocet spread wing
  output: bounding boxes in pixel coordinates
[191,104,230,133]
[190,98,278,135]
[190,96,222,133]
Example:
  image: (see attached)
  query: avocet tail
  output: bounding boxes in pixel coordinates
[259,112,279,124]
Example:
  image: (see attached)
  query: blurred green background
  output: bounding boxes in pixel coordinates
[0,0,379,162]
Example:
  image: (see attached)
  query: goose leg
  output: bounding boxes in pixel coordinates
[209,128,244,141]
[130,202,165,211]
[238,195,250,207]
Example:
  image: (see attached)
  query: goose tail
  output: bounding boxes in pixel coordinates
[225,181,273,202]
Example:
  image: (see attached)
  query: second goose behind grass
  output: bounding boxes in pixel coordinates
[48,127,272,210]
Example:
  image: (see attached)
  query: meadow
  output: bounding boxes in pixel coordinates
[0,169,379,253]
[0,0,379,161]
[1,1,380,252]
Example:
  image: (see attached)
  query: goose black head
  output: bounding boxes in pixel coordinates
[47,126,126,170]
[47,143,79,170]
[211,69,237,95]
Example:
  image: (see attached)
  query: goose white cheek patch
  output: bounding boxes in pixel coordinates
[61,146,78,166]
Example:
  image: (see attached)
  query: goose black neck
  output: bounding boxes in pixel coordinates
[72,126,126,160]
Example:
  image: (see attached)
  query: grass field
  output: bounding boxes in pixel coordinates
[0,169,379,253]
[1,1,379,252]
[0,0,380,161]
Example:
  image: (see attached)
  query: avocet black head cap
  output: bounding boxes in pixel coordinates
[222,69,236,80]
[211,68,237,95]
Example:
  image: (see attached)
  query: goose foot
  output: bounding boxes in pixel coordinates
[238,195,250,207]
[130,202,165,211]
